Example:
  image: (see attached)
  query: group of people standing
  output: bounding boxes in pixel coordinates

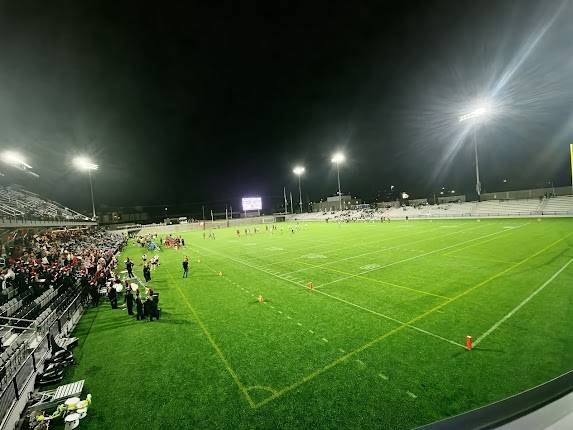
[123,282,159,321]
[121,256,160,321]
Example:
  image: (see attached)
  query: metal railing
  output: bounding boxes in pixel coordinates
[0,288,87,424]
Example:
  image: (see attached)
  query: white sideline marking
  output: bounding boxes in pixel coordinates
[339,348,345,353]
[378,374,388,380]
[317,224,528,289]
[309,330,314,334]
[321,338,329,343]
[359,264,381,271]
[287,316,292,320]
[280,223,486,276]
[190,241,470,349]
[297,322,302,326]
[314,289,465,349]
[406,391,417,399]
[355,359,365,366]
[278,311,283,314]
[474,256,573,347]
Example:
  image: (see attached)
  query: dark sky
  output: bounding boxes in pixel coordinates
[0,0,572,215]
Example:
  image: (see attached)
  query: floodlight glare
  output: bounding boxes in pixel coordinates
[73,156,98,220]
[73,156,98,171]
[459,101,493,123]
[1,151,32,169]
[331,152,345,210]
[293,166,305,176]
[331,152,345,164]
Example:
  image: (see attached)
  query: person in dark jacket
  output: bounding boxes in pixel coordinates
[126,258,134,278]
[182,257,189,278]
[108,285,118,309]
[135,290,143,320]
[143,263,151,283]
[124,281,134,315]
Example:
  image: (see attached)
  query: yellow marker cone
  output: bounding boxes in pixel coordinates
[258,295,264,304]
[218,271,223,276]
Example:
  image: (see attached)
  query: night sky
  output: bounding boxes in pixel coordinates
[0,0,572,216]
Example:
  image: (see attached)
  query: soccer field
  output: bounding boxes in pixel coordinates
[66,218,573,429]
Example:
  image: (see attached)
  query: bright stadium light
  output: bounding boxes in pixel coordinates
[73,156,98,171]
[1,151,32,169]
[331,152,345,164]
[458,99,495,199]
[293,166,305,213]
[331,152,345,211]
[73,156,98,220]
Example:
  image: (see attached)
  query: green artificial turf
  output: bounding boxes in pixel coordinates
[62,218,573,429]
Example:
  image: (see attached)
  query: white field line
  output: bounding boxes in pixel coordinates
[255,223,449,270]
[443,223,529,256]
[316,223,529,289]
[210,226,384,259]
[473,256,573,347]
[191,242,466,349]
[279,223,487,276]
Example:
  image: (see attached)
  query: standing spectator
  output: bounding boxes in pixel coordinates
[90,281,99,307]
[182,257,189,278]
[125,281,134,315]
[108,284,118,309]
[126,258,134,278]
[135,290,143,320]
[143,263,151,283]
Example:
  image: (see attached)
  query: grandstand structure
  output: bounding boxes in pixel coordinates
[0,185,95,227]
[297,194,573,221]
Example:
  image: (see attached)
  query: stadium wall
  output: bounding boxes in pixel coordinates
[134,216,277,235]
[481,186,572,200]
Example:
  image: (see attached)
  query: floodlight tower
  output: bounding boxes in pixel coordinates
[0,151,38,177]
[459,101,492,199]
[293,166,305,213]
[73,156,99,220]
[331,152,345,211]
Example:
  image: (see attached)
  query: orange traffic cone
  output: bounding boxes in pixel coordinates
[308,281,314,290]
[466,335,472,351]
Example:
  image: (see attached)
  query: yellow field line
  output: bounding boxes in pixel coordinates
[167,271,256,408]
[253,232,572,408]
[295,259,451,300]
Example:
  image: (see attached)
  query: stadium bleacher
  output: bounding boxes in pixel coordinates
[0,227,125,402]
[540,195,573,215]
[295,195,573,221]
[0,185,88,221]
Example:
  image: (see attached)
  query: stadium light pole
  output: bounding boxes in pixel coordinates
[73,156,98,220]
[459,101,493,200]
[293,166,305,213]
[331,152,345,211]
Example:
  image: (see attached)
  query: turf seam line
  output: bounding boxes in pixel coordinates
[473,255,573,347]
